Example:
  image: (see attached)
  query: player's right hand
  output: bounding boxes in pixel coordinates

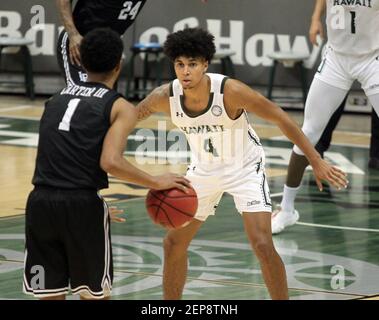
[311,158,348,192]
[153,173,192,193]
[69,33,83,66]
[309,19,324,46]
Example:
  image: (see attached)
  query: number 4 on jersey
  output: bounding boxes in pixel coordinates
[204,138,219,157]
[118,1,142,20]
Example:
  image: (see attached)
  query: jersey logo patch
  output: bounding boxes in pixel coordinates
[78,71,88,82]
[211,105,222,116]
[247,200,261,206]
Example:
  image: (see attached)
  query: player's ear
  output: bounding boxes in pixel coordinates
[203,60,209,73]
[114,60,122,73]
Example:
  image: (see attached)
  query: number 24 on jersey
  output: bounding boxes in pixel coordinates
[118,1,142,21]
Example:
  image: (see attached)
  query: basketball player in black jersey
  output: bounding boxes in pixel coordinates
[23,28,190,300]
[56,0,208,85]
[56,0,148,84]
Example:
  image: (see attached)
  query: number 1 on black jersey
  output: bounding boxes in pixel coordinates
[59,98,81,132]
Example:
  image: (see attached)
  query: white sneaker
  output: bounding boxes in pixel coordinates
[271,208,299,234]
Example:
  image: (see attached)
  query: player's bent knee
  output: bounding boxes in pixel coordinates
[252,240,276,261]
[163,235,190,253]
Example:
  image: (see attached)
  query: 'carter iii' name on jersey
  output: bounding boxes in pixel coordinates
[180,125,225,135]
[333,0,372,7]
[60,84,109,98]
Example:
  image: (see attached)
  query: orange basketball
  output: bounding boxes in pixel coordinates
[145,187,198,229]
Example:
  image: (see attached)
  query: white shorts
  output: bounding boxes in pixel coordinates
[186,156,272,221]
[315,45,379,96]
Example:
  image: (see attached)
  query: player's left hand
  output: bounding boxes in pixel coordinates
[311,158,348,191]
[109,206,126,223]
[309,19,324,46]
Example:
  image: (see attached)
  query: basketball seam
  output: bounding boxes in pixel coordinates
[147,203,175,229]
[158,205,175,229]
[147,204,161,222]
[149,190,170,223]
[148,191,196,218]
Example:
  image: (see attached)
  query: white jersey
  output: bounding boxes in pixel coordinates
[169,73,263,171]
[326,0,379,55]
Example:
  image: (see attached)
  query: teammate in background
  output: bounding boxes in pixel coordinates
[56,0,208,85]
[272,0,379,234]
[309,0,379,169]
[56,0,148,84]
[136,28,348,300]
[23,28,190,300]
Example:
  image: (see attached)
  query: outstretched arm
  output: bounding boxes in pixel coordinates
[224,79,348,191]
[136,84,171,121]
[100,97,190,191]
[56,0,83,66]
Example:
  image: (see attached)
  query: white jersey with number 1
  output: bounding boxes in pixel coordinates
[326,0,379,55]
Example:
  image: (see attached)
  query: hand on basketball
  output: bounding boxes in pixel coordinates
[311,158,348,191]
[109,206,126,223]
[153,173,192,193]
[69,33,83,66]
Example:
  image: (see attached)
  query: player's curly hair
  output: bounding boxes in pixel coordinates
[163,28,216,63]
[80,28,124,73]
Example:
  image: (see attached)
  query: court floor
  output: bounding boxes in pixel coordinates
[0,95,378,300]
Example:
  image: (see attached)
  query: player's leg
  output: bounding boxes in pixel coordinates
[367,95,379,169]
[67,191,113,300]
[315,96,347,157]
[273,78,349,234]
[227,158,287,299]
[369,109,379,169]
[40,295,66,300]
[163,219,203,300]
[23,188,69,300]
[163,169,222,299]
[242,212,288,299]
[56,30,87,85]
[360,51,379,170]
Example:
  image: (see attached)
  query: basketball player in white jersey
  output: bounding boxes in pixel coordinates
[272,0,379,234]
[137,28,348,300]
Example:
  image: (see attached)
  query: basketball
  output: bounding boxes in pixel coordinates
[145,187,198,229]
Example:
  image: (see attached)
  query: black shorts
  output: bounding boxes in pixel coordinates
[23,187,113,299]
[57,31,88,85]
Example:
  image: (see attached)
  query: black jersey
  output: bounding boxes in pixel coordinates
[72,0,147,36]
[32,82,122,190]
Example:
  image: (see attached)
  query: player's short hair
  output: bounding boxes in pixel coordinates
[163,28,216,63]
[80,28,124,73]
